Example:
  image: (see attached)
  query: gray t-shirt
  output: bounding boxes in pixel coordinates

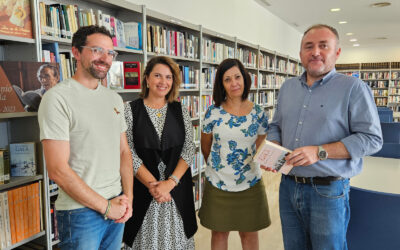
[38,78,127,210]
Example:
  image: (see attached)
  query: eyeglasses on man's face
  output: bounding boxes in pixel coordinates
[81,46,118,60]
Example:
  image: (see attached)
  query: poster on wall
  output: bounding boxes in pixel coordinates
[0,61,60,113]
[0,0,33,39]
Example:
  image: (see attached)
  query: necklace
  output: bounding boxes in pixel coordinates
[156,112,162,118]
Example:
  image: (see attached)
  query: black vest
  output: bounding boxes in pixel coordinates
[123,99,197,246]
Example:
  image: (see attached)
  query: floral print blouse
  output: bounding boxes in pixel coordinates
[202,103,268,192]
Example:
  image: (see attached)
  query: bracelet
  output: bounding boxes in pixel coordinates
[103,200,111,220]
[168,175,180,186]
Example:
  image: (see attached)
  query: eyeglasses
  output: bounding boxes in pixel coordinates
[81,46,118,60]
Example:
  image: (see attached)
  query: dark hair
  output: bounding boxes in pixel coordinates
[140,56,181,103]
[72,25,112,52]
[37,64,60,80]
[303,24,340,43]
[213,58,251,107]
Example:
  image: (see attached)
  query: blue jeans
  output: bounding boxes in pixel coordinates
[56,207,124,250]
[279,175,350,250]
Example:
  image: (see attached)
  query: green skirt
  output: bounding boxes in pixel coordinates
[198,178,271,232]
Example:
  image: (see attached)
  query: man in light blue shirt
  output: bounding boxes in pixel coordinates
[266,24,382,250]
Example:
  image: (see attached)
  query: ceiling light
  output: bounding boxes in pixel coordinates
[350,38,358,42]
[338,21,347,24]
[330,8,341,12]
[370,2,391,8]
[376,37,388,40]
[346,33,354,36]
[353,44,360,47]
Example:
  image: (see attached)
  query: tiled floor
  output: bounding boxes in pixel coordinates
[194,172,284,250]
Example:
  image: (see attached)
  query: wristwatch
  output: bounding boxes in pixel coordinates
[318,146,328,161]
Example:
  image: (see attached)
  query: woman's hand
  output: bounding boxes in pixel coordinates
[148,180,175,203]
[260,165,277,172]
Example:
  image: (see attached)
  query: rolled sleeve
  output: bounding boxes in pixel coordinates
[340,82,383,159]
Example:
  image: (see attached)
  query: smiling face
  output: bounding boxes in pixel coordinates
[300,27,341,83]
[78,33,113,80]
[222,66,244,99]
[146,63,173,99]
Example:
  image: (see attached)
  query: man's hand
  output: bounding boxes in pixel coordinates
[114,194,133,223]
[286,146,319,167]
[106,194,129,221]
[148,180,175,203]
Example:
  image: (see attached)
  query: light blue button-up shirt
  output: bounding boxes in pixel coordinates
[267,69,383,178]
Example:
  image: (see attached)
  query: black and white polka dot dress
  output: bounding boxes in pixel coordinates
[124,101,195,250]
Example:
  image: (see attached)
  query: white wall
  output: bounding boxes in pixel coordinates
[128,0,302,59]
[338,45,400,63]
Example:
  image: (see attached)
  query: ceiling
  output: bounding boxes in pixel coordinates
[255,0,400,49]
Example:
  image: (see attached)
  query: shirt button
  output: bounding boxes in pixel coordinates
[309,90,312,93]
[299,121,303,125]
[303,105,307,108]
[295,138,299,141]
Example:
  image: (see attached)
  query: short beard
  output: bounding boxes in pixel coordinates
[88,60,110,79]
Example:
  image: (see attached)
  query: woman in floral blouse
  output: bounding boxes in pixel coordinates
[199,58,271,250]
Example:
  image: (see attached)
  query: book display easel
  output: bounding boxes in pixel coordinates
[336,62,400,122]
[0,0,303,249]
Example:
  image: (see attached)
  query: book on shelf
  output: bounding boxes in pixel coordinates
[9,142,37,177]
[254,140,293,175]
[0,0,33,39]
[0,61,61,113]
[106,61,124,90]
[0,149,10,184]
[123,62,141,89]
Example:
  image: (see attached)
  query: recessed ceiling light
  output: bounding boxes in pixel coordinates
[376,37,388,40]
[350,38,358,42]
[330,8,341,12]
[370,2,391,8]
[346,32,354,36]
[339,21,347,24]
[353,44,360,47]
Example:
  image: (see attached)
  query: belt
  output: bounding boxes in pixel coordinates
[287,175,344,186]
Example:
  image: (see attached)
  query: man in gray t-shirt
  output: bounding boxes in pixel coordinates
[38,25,133,250]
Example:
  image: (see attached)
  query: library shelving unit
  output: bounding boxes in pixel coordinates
[336,62,400,121]
[1,0,305,248]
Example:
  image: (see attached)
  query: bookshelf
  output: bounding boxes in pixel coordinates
[0,0,304,248]
[336,62,400,121]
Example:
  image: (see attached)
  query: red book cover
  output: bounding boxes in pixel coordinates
[0,0,33,39]
[123,62,141,89]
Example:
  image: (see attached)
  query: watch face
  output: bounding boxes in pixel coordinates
[319,151,327,159]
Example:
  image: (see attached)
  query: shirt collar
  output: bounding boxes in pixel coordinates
[300,68,337,87]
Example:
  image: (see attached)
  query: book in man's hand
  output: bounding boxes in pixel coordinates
[254,140,293,175]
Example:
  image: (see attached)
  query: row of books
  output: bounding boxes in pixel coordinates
[256,92,275,106]
[391,72,400,79]
[249,72,258,89]
[390,81,400,88]
[179,96,199,119]
[201,67,217,89]
[372,89,388,97]
[259,54,275,71]
[179,66,199,88]
[0,149,10,184]
[375,98,388,106]
[275,75,286,88]
[287,61,300,75]
[39,2,142,50]
[202,39,234,63]
[366,81,388,88]
[361,62,390,70]
[389,96,400,103]
[236,48,257,68]
[276,59,287,73]
[147,24,198,59]
[201,95,213,113]
[258,74,275,88]
[389,88,400,95]
[193,176,205,208]
[361,72,390,80]
[0,182,42,248]
[190,152,205,176]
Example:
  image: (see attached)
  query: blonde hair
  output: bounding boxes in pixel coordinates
[140,56,181,103]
